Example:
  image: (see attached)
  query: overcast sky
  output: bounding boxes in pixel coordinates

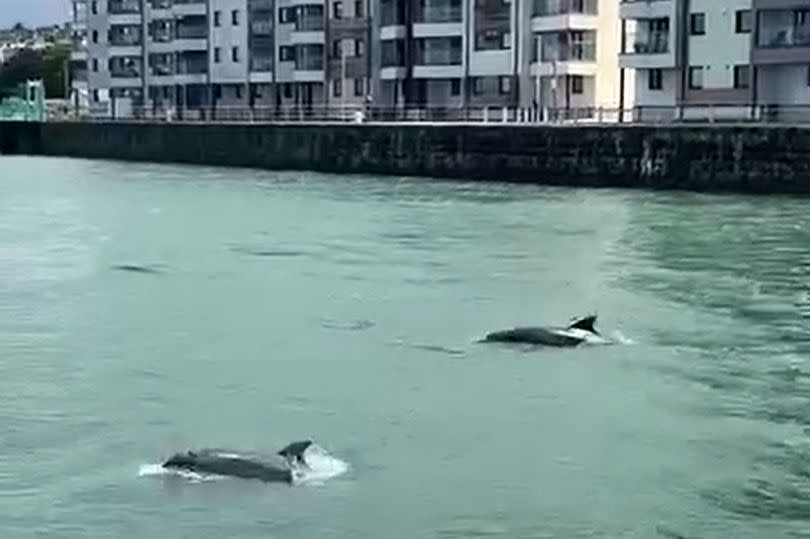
[1,0,70,28]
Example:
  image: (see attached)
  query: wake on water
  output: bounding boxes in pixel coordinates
[137,443,349,486]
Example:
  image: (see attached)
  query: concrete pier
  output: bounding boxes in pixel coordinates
[2,121,809,194]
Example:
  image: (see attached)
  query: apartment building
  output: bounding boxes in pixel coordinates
[752,1,810,116]
[73,0,625,115]
[619,0,754,120]
[525,0,624,114]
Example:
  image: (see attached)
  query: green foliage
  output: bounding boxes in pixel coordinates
[0,42,71,99]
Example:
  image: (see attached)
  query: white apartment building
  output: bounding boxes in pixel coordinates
[619,0,754,120]
[72,0,627,116]
[525,0,625,115]
[753,0,810,119]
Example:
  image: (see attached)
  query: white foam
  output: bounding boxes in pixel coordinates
[294,445,350,486]
[137,463,225,483]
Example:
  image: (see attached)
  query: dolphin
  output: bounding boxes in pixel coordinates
[482,315,607,347]
[161,440,314,484]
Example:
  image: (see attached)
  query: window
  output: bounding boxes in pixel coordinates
[355,0,363,17]
[92,30,98,43]
[92,58,98,72]
[91,1,97,15]
[795,9,810,26]
[214,10,221,26]
[502,32,510,49]
[354,38,365,57]
[499,76,511,95]
[232,9,240,25]
[232,46,240,62]
[333,1,343,18]
[213,84,222,99]
[92,89,99,102]
[333,79,342,97]
[279,7,293,23]
[354,78,364,96]
[280,46,294,61]
[688,66,703,89]
[570,75,583,94]
[472,77,483,95]
[332,40,342,58]
[648,68,662,90]
[735,10,752,33]
[690,13,705,35]
[214,47,221,63]
[236,85,243,99]
[283,83,292,98]
[450,78,460,96]
[733,65,749,89]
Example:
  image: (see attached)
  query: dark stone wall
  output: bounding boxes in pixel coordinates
[3,121,810,194]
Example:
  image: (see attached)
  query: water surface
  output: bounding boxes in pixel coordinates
[1,155,810,538]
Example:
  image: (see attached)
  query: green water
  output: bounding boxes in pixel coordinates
[2,155,810,538]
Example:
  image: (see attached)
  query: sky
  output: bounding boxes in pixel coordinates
[0,0,70,28]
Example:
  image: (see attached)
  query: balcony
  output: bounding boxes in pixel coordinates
[415,5,462,23]
[413,4,463,37]
[109,57,143,79]
[541,43,595,62]
[250,55,274,72]
[380,0,406,26]
[109,0,141,14]
[294,43,324,77]
[109,26,143,46]
[251,20,273,35]
[173,0,207,16]
[532,0,597,32]
[619,0,673,20]
[534,0,596,16]
[249,0,274,9]
[619,30,675,68]
[753,12,810,64]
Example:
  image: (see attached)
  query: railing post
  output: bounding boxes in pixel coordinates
[501,106,508,123]
[483,106,489,124]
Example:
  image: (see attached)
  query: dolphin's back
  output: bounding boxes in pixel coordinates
[165,449,294,483]
[484,327,584,347]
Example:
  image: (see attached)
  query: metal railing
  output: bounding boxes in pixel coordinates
[534,0,597,17]
[47,103,810,126]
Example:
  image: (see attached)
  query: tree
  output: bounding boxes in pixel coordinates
[0,43,72,99]
[0,49,44,98]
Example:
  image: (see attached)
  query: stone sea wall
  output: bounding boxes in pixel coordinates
[2,121,809,194]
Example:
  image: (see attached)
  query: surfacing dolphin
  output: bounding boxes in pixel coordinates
[162,440,314,484]
[482,315,610,348]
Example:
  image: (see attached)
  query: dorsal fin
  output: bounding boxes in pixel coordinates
[567,315,598,334]
[277,440,313,460]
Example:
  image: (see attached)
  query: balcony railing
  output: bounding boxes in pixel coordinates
[110,30,143,46]
[758,27,810,48]
[416,5,462,23]
[541,43,595,62]
[249,0,274,10]
[415,48,462,65]
[150,63,175,76]
[176,26,208,39]
[624,31,669,54]
[534,0,597,16]
[251,20,273,35]
[250,56,274,71]
[295,56,324,70]
[295,16,324,31]
[109,0,142,14]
